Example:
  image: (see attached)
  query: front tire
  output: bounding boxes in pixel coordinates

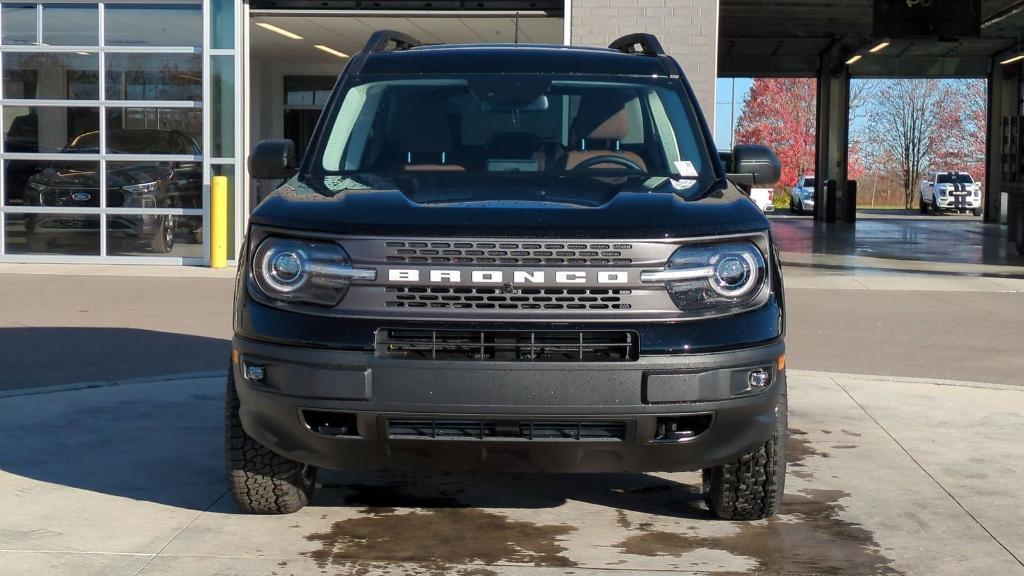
[972,208,982,217]
[703,385,787,520]
[226,364,318,514]
[919,195,928,214]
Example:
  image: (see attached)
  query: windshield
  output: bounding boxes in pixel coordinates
[310,75,714,193]
[936,173,973,184]
[802,177,816,188]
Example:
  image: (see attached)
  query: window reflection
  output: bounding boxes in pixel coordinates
[105,53,202,101]
[104,4,202,48]
[6,213,101,255]
[2,53,100,100]
[3,106,100,154]
[107,215,203,256]
[41,4,99,46]
[108,160,202,210]
[104,108,202,154]
[2,4,37,46]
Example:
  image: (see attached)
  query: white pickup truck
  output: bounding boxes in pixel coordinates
[920,171,982,216]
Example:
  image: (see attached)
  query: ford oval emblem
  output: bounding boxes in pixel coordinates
[71,192,91,202]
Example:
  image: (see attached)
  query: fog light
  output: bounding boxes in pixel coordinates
[244,364,265,381]
[748,368,770,389]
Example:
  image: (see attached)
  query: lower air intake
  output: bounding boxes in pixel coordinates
[388,418,627,442]
[375,329,639,362]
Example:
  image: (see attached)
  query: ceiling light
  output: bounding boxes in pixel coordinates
[845,54,862,65]
[869,41,890,53]
[1000,54,1024,65]
[315,45,349,59]
[255,22,303,40]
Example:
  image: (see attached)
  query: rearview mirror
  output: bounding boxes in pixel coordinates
[725,144,781,187]
[250,139,297,181]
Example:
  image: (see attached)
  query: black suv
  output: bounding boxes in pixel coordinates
[231,32,787,520]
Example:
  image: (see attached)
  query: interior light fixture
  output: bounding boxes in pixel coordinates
[869,40,890,53]
[315,44,349,59]
[845,54,862,65]
[255,22,303,40]
[1000,54,1024,65]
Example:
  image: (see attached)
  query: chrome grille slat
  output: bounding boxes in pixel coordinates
[384,240,634,266]
[385,286,633,310]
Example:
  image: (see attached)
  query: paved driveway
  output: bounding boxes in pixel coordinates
[1,372,1021,575]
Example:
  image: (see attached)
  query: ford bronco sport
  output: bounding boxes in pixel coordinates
[230,31,787,520]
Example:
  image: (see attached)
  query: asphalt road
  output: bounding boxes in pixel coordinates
[1,272,1022,389]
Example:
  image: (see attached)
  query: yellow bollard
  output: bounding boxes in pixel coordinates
[210,175,228,268]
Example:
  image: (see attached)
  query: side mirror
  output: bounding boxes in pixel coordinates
[726,144,781,187]
[249,139,297,180]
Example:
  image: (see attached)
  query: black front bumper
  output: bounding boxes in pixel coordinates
[232,336,785,473]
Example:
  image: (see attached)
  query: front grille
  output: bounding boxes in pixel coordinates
[388,418,627,442]
[385,286,632,311]
[376,329,639,362]
[383,240,634,266]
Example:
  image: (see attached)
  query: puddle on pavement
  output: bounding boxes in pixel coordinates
[611,429,895,575]
[304,484,576,572]
[615,488,899,575]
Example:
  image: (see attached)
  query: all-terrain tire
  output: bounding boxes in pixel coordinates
[226,365,317,514]
[702,384,787,520]
[972,208,982,217]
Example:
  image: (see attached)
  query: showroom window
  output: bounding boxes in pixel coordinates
[0,0,242,263]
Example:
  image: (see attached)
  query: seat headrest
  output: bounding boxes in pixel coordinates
[571,94,633,145]
[395,95,454,155]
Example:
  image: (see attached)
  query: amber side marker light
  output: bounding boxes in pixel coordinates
[777,355,786,371]
[231,348,239,365]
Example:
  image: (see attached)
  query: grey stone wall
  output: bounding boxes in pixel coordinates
[570,0,719,125]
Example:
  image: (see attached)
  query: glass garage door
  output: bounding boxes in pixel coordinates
[0,0,241,263]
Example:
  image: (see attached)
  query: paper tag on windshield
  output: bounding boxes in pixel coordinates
[674,161,698,178]
[671,178,696,190]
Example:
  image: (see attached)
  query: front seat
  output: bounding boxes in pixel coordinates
[563,96,646,171]
[396,96,464,172]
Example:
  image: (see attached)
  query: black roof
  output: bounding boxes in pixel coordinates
[356,44,677,77]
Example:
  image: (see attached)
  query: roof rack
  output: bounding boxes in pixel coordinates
[608,33,665,56]
[363,30,422,53]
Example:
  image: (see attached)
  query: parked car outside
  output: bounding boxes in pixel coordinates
[789,175,815,214]
[750,187,774,213]
[919,170,982,216]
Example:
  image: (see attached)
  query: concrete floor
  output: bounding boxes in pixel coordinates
[1,372,1022,576]
[770,212,1024,275]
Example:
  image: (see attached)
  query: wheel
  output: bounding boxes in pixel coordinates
[932,199,943,215]
[789,195,798,213]
[150,214,176,253]
[919,195,928,214]
[703,383,787,520]
[27,233,50,252]
[226,364,318,514]
[795,198,804,215]
[972,208,982,217]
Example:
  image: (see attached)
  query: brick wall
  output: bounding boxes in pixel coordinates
[570,0,719,126]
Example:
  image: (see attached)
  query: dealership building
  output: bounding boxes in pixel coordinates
[0,0,1021,264]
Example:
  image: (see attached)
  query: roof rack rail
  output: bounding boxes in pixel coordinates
[608,33,665,56]
[363,30,422,53]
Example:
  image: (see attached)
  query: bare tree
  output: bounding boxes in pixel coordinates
[863,79,945,209]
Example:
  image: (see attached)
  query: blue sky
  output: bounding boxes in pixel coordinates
[714,77,753,149]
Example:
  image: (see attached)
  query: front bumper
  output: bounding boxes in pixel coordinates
[232,336,785,473]
[936,194,980,209]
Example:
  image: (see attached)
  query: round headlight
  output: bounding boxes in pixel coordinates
[270,251,303,285]
[261,248,308,292]
[711,253,757,297]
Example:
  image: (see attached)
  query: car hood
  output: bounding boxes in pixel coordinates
[250,174,769,238]
[29,162,169,188]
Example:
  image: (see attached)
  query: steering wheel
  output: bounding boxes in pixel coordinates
[570,155,644,172]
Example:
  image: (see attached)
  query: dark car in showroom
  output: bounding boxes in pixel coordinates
[22,128,202,253]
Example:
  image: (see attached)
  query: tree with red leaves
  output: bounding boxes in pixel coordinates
[734,78,817,188]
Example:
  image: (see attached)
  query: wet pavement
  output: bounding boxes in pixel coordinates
[1,373,1021,576]
[769,212,1024,276]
